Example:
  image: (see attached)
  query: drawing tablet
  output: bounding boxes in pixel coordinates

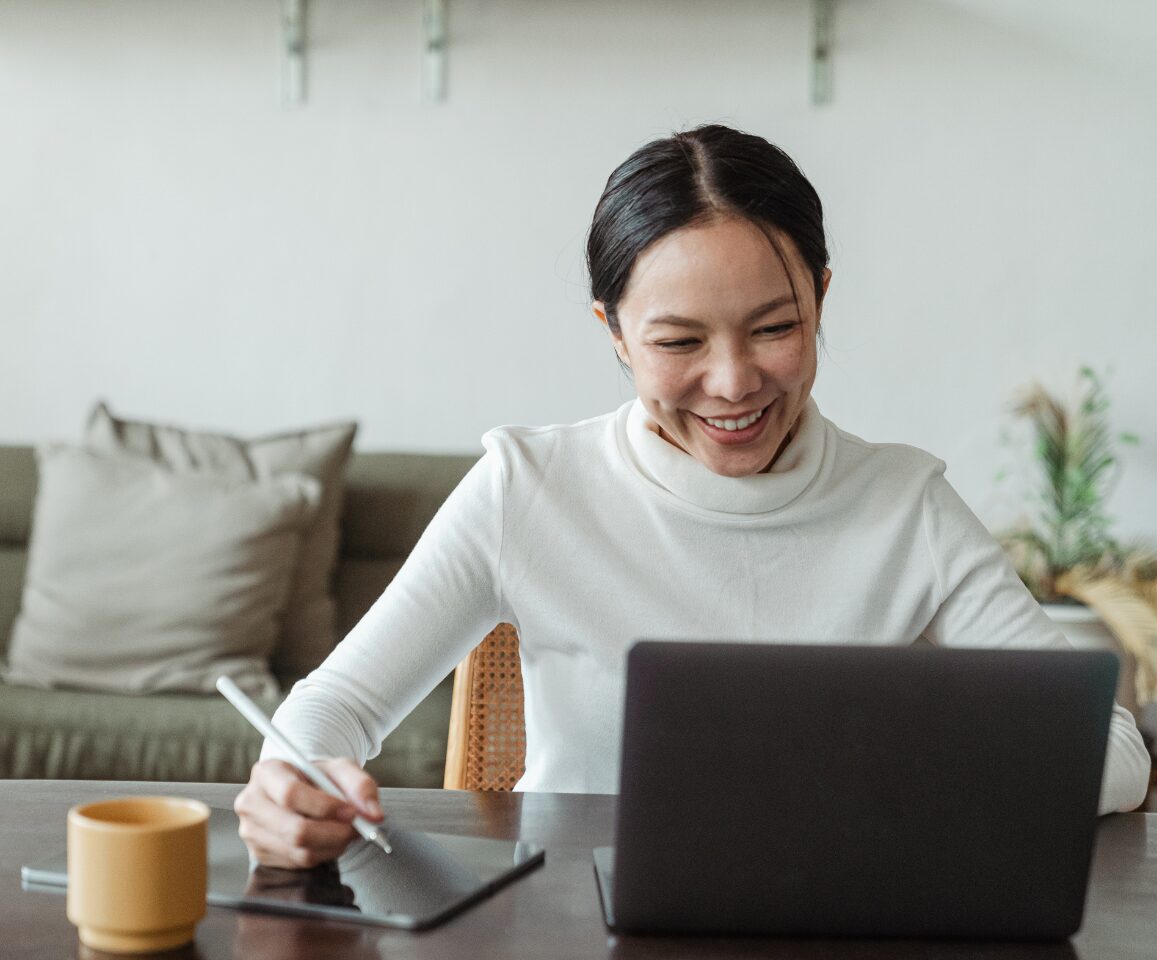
[22,806,545,930]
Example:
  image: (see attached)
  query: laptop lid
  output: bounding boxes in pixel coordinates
[597,642,1116,940]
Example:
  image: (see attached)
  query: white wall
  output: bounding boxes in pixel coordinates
[2,0,1155,542]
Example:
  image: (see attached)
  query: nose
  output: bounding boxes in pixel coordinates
[702,345,762,404]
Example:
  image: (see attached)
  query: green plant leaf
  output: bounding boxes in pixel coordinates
[999,366,1143,588]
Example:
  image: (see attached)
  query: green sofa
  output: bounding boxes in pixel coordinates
[0,444,478,786]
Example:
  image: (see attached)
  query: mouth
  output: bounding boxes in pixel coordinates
[692,402,773,445]
[702,407,766,431]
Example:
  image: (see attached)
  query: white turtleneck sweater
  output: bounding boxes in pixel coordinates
[268,399,1151,814]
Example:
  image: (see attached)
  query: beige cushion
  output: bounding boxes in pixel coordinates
[4,445,319,696]
[85,403,357,684]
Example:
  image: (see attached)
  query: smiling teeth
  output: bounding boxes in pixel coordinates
[704,408,765,431]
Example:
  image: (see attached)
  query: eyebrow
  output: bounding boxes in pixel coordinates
[644,295,797,328]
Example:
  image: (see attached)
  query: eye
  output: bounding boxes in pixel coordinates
[756,322,798,337]
[651,338,700,351]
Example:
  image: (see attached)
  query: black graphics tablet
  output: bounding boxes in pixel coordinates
[23,806,544,930]
[594,641,1117,941]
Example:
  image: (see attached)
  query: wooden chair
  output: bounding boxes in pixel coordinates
[443,623,527,790]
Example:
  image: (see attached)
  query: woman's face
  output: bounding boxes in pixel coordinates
[598,216,831,478]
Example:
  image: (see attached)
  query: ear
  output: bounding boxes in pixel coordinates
[816,268,833,329]
[593,301,630,367]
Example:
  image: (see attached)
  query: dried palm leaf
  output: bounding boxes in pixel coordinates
[1056,569,1157,704]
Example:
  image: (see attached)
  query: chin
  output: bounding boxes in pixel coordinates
[700,452,771,478]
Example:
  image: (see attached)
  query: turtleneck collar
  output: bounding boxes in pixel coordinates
[620,396,827,516]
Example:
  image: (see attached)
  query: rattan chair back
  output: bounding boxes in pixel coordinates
[443,623,526,791]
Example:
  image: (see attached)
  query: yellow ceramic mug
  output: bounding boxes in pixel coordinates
[67,796,210,954]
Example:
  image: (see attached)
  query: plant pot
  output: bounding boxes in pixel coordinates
[1040,601,1140,721]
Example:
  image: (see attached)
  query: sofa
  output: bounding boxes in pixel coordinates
[0,443,479,786]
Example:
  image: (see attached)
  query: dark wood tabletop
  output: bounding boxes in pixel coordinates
[3,780,1154,960]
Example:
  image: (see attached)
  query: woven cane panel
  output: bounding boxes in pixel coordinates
[465,623,526,791]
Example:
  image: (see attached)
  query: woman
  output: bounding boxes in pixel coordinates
[236,125,1151,867]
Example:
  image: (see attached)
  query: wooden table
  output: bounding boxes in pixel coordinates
[3,780,1155,959]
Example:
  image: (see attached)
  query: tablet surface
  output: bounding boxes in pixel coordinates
[22,806,545,930]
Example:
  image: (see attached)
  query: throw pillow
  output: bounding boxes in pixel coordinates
[85,403,357,685]
[4,445,320,696]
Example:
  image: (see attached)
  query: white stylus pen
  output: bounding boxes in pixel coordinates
[216,675,393,855]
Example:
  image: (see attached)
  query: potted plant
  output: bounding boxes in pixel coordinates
[997,367,1157,720]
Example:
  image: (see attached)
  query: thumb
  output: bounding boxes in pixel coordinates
[319,758,383,821]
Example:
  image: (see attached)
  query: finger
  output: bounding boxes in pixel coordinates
[236,762,357,865]
[317,758,384,822]
[243,827,340,870]
[249,818,356,869]
[255,759,357,822]
[237,788,358,868]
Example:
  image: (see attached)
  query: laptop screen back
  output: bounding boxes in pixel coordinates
[609,642,1116,939]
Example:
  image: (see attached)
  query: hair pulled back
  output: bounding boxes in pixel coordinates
[586,124,829,335]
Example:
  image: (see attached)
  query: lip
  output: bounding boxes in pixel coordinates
[692,402,773,445]
[698,406,766,423]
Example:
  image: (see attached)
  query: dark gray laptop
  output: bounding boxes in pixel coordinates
[593,642,1117,941]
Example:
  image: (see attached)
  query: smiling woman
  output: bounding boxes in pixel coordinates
[588,125,831,478]
[233,124,1152,870]
[599,217,829,477]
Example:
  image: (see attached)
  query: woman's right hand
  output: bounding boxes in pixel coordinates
[234,757,385,868]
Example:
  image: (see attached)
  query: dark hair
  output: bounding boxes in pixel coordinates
[586,124,829,336]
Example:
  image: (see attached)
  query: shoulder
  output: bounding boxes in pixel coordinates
[479,405,626,476]
[808,414,949,517]
[478,407,624,462]
[824,417,946,484]
[817,415,997,555]
[429,407,629,531]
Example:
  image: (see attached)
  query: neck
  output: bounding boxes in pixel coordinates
[655,423,800,477]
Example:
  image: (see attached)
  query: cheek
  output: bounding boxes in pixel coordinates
[633,356,693,406]
[764,339,814,383]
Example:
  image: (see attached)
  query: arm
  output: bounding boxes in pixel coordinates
[238,447,511,865]
[919,473,1151,815]
[265,447,509,765]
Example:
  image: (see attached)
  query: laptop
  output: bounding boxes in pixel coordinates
[593,641,1117,940]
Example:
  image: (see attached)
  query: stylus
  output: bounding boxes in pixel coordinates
[215,675,393,855]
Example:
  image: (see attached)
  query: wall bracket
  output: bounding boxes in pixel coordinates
[281,0,306,107]
[812,0,836,105]
[423,0,448,102]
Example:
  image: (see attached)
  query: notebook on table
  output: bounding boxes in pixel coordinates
[593,641,1117,941]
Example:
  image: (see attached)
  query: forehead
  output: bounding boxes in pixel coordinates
[619,216,808,319]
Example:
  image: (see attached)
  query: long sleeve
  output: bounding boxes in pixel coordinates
[919,472,1151,815]
[263,446,508,766]
[262,400,1151,805]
